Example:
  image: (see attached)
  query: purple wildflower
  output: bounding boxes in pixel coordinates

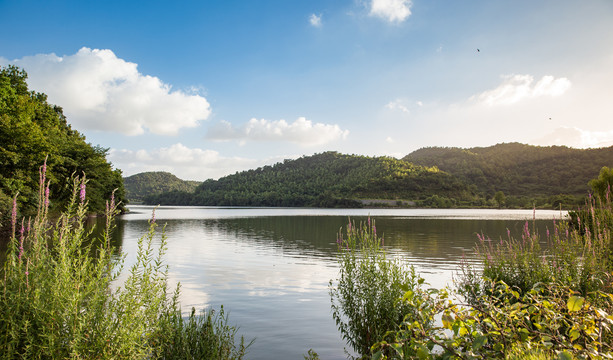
[11,195,18,239]
[151,208,156,224]
[79,182,86,204]
[18,220,25,260]
[45,183,50,208]
[39,161,47,188]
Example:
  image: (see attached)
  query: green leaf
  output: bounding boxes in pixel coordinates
[390,343,403,356]
[441,313,454,329]
[472,335,488,351]
[569,328,580,342]
[567,296,584,312]
[416,344,430,360]
[558,351,572,360]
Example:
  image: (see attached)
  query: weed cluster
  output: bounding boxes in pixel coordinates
[330,196,613,359]
[329,218,424,358]
[0,163,249,359]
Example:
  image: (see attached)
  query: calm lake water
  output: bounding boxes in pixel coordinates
[117,206,566,360]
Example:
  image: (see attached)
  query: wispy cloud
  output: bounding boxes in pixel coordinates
[206,117,349,146]
[385,99,410,114]
[309,13,322,27]
[533,126,613,148]
[1,47,210,136]
[109,143,292,180]
[369,0,412,23]
[473,74,571,106]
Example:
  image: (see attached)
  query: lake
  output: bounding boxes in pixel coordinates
[117,206,566,359]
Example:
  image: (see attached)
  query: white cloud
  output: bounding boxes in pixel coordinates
[473,74,571,106]
[309,13,322,27]
[385,99,410,114]
[109,143,294,180]
[1,47,210,135]
[206,117,349,146]
[370,0,412,23]
[533,126,613,148]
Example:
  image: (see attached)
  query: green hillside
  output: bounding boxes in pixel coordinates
[143,144,613,209]
[144,152,474,207]
[123,172,201,203]
[404,143,613,206]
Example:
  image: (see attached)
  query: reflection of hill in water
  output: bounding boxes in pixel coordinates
[117,215,556,270]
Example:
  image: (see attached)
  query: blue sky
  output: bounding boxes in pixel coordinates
[2,0,612,180]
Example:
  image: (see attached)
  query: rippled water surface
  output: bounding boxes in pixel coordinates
[117,206,566,359]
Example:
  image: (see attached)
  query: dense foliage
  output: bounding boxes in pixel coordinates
[0,168,249,359]
[124,171,201,203]
[404,143,613,207]
[372,280,612,359]
[145,152,473,207]
[0,65,125,224]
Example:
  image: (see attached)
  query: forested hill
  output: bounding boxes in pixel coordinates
[0,65,126,223]
[124,172,200,203]
[144,152,474,207]
[404,143,613,199]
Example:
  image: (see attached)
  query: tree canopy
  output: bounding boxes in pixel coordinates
[589,166,613,202]
[0,65,125,225]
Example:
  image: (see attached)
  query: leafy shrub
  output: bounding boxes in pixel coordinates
[372,280,613,359]
[329,218,424,358]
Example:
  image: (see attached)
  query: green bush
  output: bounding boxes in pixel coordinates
[372,280,613,359]
[0,163,249,358]
[329,218,424,358]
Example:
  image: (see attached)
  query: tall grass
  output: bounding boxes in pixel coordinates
[0,162,250,359]
[458,196,612,301]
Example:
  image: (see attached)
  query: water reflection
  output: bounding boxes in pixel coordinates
[113,206,564,360]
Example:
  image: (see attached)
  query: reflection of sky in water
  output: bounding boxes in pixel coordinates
[116,206,566,360]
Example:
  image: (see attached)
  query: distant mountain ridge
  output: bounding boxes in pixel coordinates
[123,172,200,203]
[404,143,613,199]
[133,143,613,209]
